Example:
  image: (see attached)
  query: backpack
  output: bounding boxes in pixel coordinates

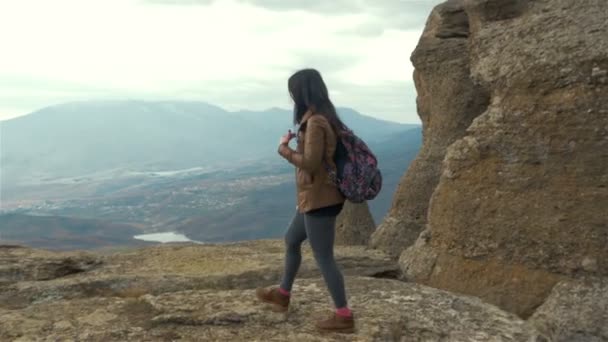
[325,128,383,203]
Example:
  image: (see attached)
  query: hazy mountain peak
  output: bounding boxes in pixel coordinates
[1,100,419,187]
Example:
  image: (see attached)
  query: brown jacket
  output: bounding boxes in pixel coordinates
[278,110,345,213]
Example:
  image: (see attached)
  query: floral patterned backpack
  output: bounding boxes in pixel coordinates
[326,128,382,203]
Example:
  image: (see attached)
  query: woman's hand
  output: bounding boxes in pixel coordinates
[279,130,296,145]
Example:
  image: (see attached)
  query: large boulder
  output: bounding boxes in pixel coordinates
[400,0,608,317]
[529,278,608,342]
[369,0,490,257]
[335,201,376,246]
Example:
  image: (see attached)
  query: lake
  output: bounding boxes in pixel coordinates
[133,232,200,244]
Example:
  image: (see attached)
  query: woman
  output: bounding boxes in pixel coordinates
[256,68,354,334]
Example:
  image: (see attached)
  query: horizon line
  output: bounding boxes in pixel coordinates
[0,99,422,125]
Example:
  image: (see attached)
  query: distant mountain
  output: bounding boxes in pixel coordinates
[0,213,150,250]
[0,100,422,250]
[1,100,416,191]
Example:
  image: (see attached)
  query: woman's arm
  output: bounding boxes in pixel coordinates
[278,118,325,172]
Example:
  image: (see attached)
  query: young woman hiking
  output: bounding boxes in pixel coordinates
[256,68,354,333]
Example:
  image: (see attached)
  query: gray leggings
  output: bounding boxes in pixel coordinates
[280,211,348,308]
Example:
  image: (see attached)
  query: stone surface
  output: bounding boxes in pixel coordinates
[399,0,608,317]
[0,245,101,285]
[0,240,396,309]
[0,274,545,341]
[335,201,376,246]
[370,0,490,257]
[529,278,608,342]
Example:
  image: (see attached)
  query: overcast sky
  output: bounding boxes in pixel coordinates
[0,0,442,123]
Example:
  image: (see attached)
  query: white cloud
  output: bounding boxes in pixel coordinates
[0,0,437,123]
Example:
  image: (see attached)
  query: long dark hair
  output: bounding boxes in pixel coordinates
[288,69,346,133]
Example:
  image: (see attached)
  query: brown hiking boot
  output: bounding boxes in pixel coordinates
[255,287,290,312]
[315,313,355,334]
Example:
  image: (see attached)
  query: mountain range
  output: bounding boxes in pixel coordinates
[0,101,421,249]
[1,100,417,191]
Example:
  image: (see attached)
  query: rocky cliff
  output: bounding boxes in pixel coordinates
[385,0,608,320]
[369,0,490,257]
[335,201,376,246]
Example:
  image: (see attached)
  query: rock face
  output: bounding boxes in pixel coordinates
[335,201,376,246]
[0,243,546,341]
[399,0,608,317]
[530,278,608,342]
[369,0,490,257]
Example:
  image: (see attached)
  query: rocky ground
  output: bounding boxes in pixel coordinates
[0,241,554,342]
